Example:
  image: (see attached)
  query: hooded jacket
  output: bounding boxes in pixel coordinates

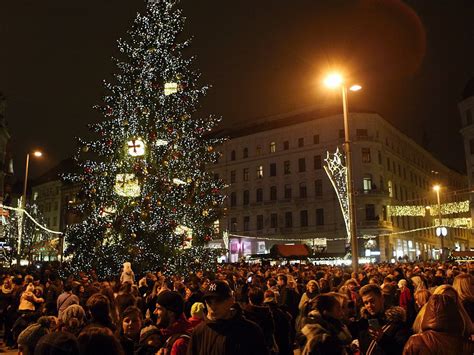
[186,304,268,355]
[403,294,474,355]
[242,303,276,351]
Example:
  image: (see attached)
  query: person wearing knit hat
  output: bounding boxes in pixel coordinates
[35,331,80,355]
[134,325,162,355]
[188,302,205,327]
[17,316,53,355]
[154,291,193,355]
[60,304,86,336]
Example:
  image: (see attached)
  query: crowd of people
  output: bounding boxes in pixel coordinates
[0,260,471,354]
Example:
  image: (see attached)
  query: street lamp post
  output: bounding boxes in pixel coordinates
[324,73,361,272]
[433,185,445,261]
[17,150,42,265]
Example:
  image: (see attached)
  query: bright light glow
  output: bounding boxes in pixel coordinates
[349,84,362,91]
[172,178,186,185]
[155,139,168,147]
[164,82,178,95]
[436,226,448,237]
[114,174,141,197]
[127,139,145,157]
[33,151,43,157]
[433,184,440,192]
[388,200,470,217]
[324,73,343,88]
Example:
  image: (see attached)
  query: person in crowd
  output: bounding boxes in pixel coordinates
[19,282,44,313]
[154,290,193,355]
[300,293,352,355]
[117,306,143,355]
[242,286,276,353]
[0,276,13,344]
[184,281,204,318]
[296,280,320,332]
[44,274,62,316]
[403,294,474,354]
[116,282,137,316]
[135,324,162,355]
[398,279,415,323]
[413,289,430,313]
[121,262,135,285]
[358,271,369,287]
[60,304,86,336]
[278,274,300,320]
[57,283,80,319]
[353,284,410,355]
[78,326,124,355]
[453,273,474,322]
[17,315,54,355]
[83,293,116,332]
[34,331,80,355]
[187,302,205,328]
[410,276,426,293]
[266,278,280,302]
[100,285,119,325]
[263,289,293,355]
[187,280,268,355]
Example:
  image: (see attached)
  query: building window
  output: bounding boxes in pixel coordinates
[300,210,308,227]
[314,155,322,170]
[270,213,278,228]
[256,188,263,202]
[298,158,306,172]
[231,150,236,161]
[243,147,248,158]
[230,192,236,207]
[366,204,376,220]
[339,129,345,139]
[284,184,292,199]
[299,183,307,198]
[283,141,289,150]
[243,168,249,181]
[284,161,291,174]
[257,215,264,230]
[256,165,263,179]
[243,190,249,205]
[230,217,237,232]
[298,137,304,147]
[270,163,277,177]
[470,139,474,155]
[362,148,371,163]
[256,145,262,156]
[230,170,236,183]
[285,212,293,228]
[316,208,325,226]
[313,134,320,144]
[363,176,372,192]
[356,129,368,138]
[315,179,323,197]
[378,151,382,164]
[270,141,276,153]
[467,109,472,125]
[243,216,250,231]
[270,186,277,200]
[387,180,393,197]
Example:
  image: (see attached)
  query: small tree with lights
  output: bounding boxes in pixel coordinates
[64,0,225,277]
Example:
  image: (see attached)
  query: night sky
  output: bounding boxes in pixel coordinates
[1,0,473,179]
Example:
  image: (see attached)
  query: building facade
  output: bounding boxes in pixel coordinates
[211,108,470,262]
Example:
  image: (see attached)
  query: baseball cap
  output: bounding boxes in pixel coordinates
[203,281,233,302]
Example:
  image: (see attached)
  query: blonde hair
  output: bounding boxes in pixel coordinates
[414,289,430,308]
[413,284,472,337]
[411,276,426,292]
[453,274,473,302]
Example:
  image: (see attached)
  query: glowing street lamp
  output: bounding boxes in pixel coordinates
[433,184,445,261]
[324,72,362,272]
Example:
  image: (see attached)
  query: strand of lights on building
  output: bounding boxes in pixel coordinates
[387,200,470,217]
[323,148,351,242]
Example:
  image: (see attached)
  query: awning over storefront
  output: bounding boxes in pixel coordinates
[270,244,311,258]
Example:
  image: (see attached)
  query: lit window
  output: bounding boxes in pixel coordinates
[256,166,263,179]
[363,176,373,192]
[270,142,276,153]
[388,180,393,198]
[362,148,371,163]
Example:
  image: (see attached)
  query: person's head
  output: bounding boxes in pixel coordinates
[453,273,473,301]
[64,283,73,293]
[266,278,277,289]
[248,287,264,306]
[3,276,12,288]
[154,291,184,328]
[18,316,53,354]
[86,294,111,324]
[359,284,384,316]
[139,325,161,348]
[421,294,465,335]
[61,305,86,335]
[414,289,431,308]
[277,274,287,287]
[190,302,205,319]
[306,280,318,294]
[121,306,142,339]
[263,289,276,304]
[326,292,351,319]
[397,279,407,290]
[433,284,459,303]
[35,331,80,355]
[26,282,35,293]
[203,281,234,321]
[78,327,124,355]
[314,294,343,320]
[123,262,132,273]
[119,282,132,294]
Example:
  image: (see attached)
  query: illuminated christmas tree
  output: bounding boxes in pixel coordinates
[64,0,225,277]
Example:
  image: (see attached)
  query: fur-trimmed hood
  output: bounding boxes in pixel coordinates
[360,306,406,323]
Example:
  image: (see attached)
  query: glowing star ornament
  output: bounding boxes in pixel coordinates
[324,148,350,242]
[127,139,145,157]
[172,178,187,185]
[164,82,178,96]
[155,139,168,147]
[114,174,141,197]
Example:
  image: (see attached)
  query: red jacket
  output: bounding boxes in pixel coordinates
[161,314,193,355]
[399,288,412,311]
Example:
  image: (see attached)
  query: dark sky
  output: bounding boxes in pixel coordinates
[1,0,473,179]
